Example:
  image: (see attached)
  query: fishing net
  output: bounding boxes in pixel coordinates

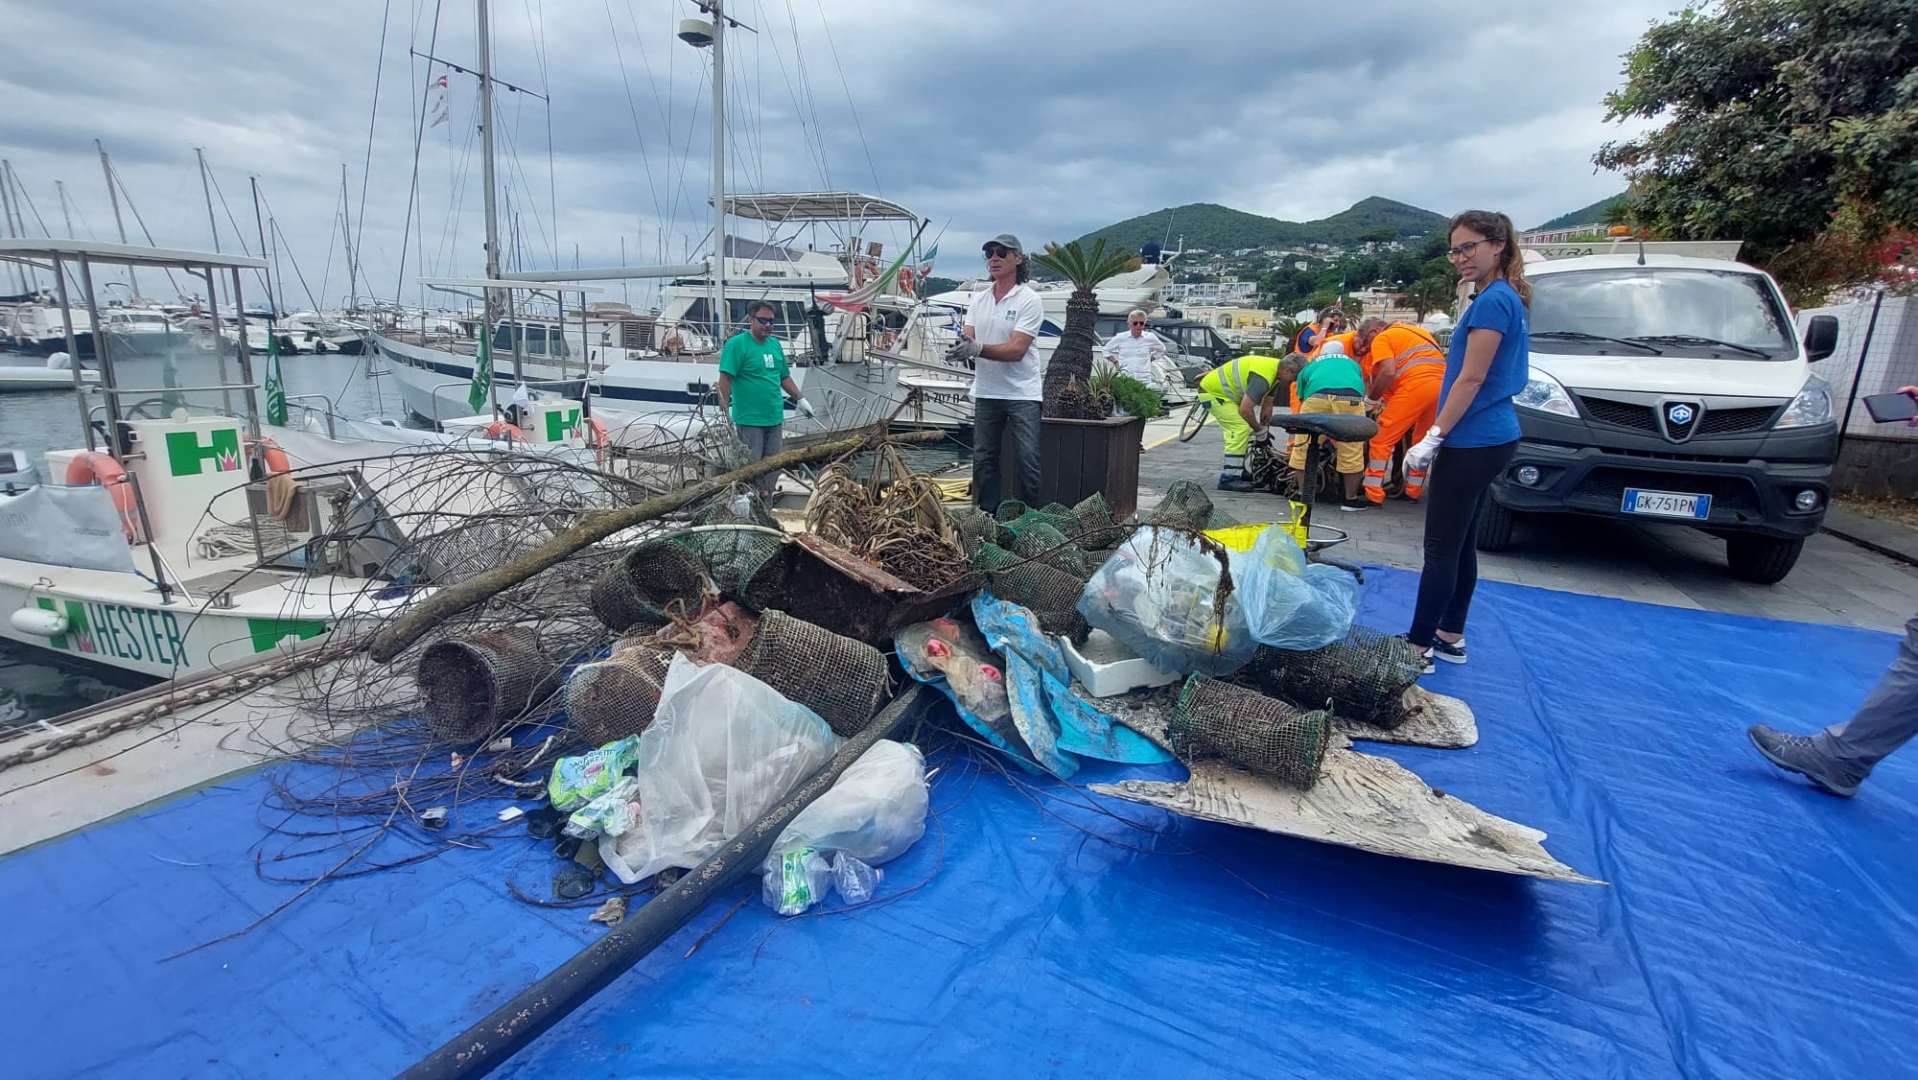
[971,541,1090,641]
[1231,628,1428,730]
[993,499,1029,524]
[1071,492,1120,550]
[590,539,712,632]
[947,506,1006,555]
[1168,674,1332,789]
[416,626,568,744]
[1003,505,1086,544]
[734,609,891,737]
[668,526,789,598]
[689,482,779,529]
[1143,480,1241,532]
[566,646,674,746]
[1007,520,1096,578]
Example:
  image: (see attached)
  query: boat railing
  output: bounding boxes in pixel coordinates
[283,395,339,439]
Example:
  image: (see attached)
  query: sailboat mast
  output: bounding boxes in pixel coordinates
[56,181,73,238]
[96,139,138,297]
[478,0,503,326]
[196,148,221,310]
[710,0,726,346]
[340,163,356,311]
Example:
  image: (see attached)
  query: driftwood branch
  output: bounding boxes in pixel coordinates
[367,427,944,662]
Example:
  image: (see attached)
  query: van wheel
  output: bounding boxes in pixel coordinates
[1476,497,1517,552]
[1726,534,1804,584]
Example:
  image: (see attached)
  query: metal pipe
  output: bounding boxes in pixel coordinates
[205,258,235,416]
[400,684,933,1080]
[496,263,707,282]
[251,177,278,428]
[195,148,221,311]
[710,0,727,347]
[230,267,261,440]
[477,0,504,364]
[51,255,93,451]
[0,163,25,293]
[56,180,74,239]
[95,140,138,298]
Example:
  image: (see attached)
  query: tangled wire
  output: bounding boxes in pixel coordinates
[803,443,972,593]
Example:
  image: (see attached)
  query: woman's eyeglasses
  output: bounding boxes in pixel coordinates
[1447,239,1493,259]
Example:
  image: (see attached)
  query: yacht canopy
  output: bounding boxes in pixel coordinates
[720,192,919,223]
[0,238,267,271]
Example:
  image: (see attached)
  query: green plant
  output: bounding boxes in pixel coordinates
[1271,316,1307,349]
[1106,371,1166,419]
[1032,239,1143,418]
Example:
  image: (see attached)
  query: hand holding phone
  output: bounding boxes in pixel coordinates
[1864,388,1918,425]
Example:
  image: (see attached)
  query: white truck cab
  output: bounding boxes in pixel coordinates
[1481,250,1841,583]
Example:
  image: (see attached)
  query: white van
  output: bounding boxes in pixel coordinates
[1479,251,1841,583]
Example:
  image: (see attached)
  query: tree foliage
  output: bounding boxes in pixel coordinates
[1031,240,1142,418]
[1596,0,1918,303]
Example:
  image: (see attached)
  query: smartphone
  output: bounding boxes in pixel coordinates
[1864,392,1918,423]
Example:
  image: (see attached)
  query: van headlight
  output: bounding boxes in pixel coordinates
[1514,370,1578,418]
[1774,374,1833,429]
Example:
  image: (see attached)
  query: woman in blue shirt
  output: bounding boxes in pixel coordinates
[1402,210,1531,672]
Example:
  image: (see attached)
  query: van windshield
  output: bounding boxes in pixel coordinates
[1529,268,1795,359]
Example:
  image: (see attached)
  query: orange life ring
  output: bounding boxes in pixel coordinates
[898,267,915,293]
[249,436,290,476]
[65,451,137,540]
[486,420,526,443]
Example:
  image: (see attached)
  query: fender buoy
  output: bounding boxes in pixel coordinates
[65,451,137,540]
[249,436,290,476]
[486,420,525,443]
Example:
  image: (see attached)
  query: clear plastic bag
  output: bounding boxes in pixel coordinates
[1076,526,1258,676]
[1238,528,1360,650]
[831,853,879,904]
[601,655,842,884]
[563,776,641,840]
[759,739,928,913]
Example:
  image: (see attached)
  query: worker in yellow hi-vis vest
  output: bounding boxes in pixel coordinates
[1197,352,1285,491]
[1353,317,1447,504]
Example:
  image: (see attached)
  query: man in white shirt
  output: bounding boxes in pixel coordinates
[1101,310,1169,389]
[947,233,1045,513]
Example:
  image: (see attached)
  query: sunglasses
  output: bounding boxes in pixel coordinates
[984,245,1015,259]
[750,314,775,324]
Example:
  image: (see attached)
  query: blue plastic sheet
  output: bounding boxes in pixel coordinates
[5,568,1918,1078]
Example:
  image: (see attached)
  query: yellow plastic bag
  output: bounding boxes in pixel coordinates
[1203,504,1308,554]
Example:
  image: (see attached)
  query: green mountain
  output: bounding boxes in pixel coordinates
[1535,192,1627,231]
[1069,196,1448,255]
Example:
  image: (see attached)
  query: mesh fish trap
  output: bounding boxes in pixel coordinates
[1168,674,1332,789]
[1007,521,1095,578]
[689,483,779,528]
[1004,506,1086,543]
[417,626,566,744]
[1237,628,1427,730]
[1144,480,1219,532]
[590,539,711,632]
[567,647,674,746]
[946,506,1006,555]
[735,610,890,737]
[993,499,1029,524]
[1071,492,1119,549]
[668,526,788,597]
[971,542,1090,640]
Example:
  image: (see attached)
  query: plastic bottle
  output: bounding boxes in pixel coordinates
[831,852,879,904]
[762,848,834,915]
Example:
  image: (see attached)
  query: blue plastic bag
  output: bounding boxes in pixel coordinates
[1238,528,1359,650]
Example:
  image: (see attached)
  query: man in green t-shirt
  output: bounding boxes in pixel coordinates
[717,301,816,497]
[1278,339,1370,510]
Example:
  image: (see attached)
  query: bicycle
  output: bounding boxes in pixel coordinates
[1177,396,1211,442]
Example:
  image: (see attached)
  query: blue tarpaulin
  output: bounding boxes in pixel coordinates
[4,568,1915,1078]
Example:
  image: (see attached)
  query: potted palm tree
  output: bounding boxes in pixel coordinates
[1030,239,1149,517]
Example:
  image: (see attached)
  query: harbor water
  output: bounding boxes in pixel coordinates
[0,348,396,725]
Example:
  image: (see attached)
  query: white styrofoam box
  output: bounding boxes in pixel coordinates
[1060,629,1181,698]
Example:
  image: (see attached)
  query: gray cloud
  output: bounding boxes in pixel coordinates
[0,0,1666,309]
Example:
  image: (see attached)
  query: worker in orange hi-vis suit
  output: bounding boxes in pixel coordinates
[1353,317,1447,504]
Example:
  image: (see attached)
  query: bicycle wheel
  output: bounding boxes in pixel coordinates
[1178,398,1210,442]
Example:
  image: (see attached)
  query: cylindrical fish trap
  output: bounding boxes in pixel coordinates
[1006,520,1094,578]
[1240,629,1427,730]
[589,539,710,632]
[971,542,1091,641]
[566,646,675,746]
[1070,492,1119,550]
[667,526,788,598]
[1168,674,1332,789]
[734,609,889,737]
[946,506,1007,555]
[417,627,566,744]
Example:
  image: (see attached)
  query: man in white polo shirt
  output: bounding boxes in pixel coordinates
[946,232,1045,514]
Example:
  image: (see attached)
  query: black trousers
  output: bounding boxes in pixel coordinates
[1409,440,1517,647]
[973,398,1042,514]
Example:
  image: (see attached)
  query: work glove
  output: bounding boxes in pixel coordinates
[796,397,817,419]
[1251,428,1274,446]
[1404,428,1444,474]
[945,338,982,367]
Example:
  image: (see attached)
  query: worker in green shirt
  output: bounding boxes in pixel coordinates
[717,300,816,497]
[1278,339,1370,510]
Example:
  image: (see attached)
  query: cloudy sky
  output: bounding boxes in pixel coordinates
[0,0,1671,309]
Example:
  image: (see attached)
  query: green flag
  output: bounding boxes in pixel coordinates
[264,328,287,427]
[468,325,493,413]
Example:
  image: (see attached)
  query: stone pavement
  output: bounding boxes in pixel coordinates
[1135,415,1918,634]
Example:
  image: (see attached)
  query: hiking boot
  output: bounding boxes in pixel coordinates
[1747,724,1864,798]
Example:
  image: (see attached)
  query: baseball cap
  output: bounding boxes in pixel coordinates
[982,233,1023,255]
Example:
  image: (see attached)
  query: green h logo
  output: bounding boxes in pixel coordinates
[165,428,243,477]
[544,406,582,442]
[35,597,92,653]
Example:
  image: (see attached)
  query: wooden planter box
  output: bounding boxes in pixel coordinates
[1035,414,1146,519]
